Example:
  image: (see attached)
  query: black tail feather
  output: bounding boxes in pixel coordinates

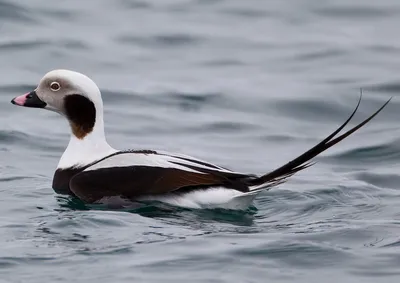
[250,94,392,189]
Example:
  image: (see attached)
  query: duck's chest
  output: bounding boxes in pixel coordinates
[52,167,84,195]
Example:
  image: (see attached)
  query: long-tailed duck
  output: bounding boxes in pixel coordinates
[10,70,391,210]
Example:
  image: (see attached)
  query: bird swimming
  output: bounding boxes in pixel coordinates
[10,70,391,210]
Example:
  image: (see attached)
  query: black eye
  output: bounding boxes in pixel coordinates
[50,82,60,91]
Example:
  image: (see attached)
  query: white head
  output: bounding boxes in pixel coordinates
[12,69,104,139]
[11,69,116,168]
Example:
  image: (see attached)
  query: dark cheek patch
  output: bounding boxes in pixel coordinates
[64,95,96,139]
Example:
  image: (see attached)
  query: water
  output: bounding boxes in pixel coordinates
[1,0,400,282]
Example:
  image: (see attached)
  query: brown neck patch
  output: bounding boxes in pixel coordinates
[64,94,96,139]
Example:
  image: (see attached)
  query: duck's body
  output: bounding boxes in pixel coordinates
[11,70,391,210]
[53,149,263,210]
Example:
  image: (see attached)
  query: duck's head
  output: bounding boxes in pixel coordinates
[11,69,103,139]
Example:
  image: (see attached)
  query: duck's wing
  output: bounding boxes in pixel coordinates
[69,150,255,203]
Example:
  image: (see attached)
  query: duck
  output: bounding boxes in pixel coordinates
[10,69,391,210]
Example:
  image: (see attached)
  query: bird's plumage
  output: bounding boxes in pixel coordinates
[10,69,391,210]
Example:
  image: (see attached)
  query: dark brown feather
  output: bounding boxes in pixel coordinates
[69,166,250,203]
[64,94,96,139]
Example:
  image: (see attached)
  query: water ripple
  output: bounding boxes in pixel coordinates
[313,5,398,19]
[116,34,204,48]
[0,39,49,51]
[0,1,38,23]
[2,0,400,282]
[325,140,400,165]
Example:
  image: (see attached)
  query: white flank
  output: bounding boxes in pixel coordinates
[137,187,261,210]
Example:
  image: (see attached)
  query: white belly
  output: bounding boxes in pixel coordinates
[137,187,261,210]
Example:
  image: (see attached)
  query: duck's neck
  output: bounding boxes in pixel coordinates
[57,118,117,169]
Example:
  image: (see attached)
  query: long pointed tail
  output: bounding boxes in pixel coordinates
[249,94,392,190]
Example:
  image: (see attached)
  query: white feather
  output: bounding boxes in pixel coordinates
[83,153,202,173]
[83,151,242,174]
[58,134,117,169]
[137,187,261,210]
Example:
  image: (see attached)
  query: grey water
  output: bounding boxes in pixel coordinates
[1,0,400,282]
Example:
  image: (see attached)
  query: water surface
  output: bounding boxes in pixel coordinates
[1,0,400,282]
